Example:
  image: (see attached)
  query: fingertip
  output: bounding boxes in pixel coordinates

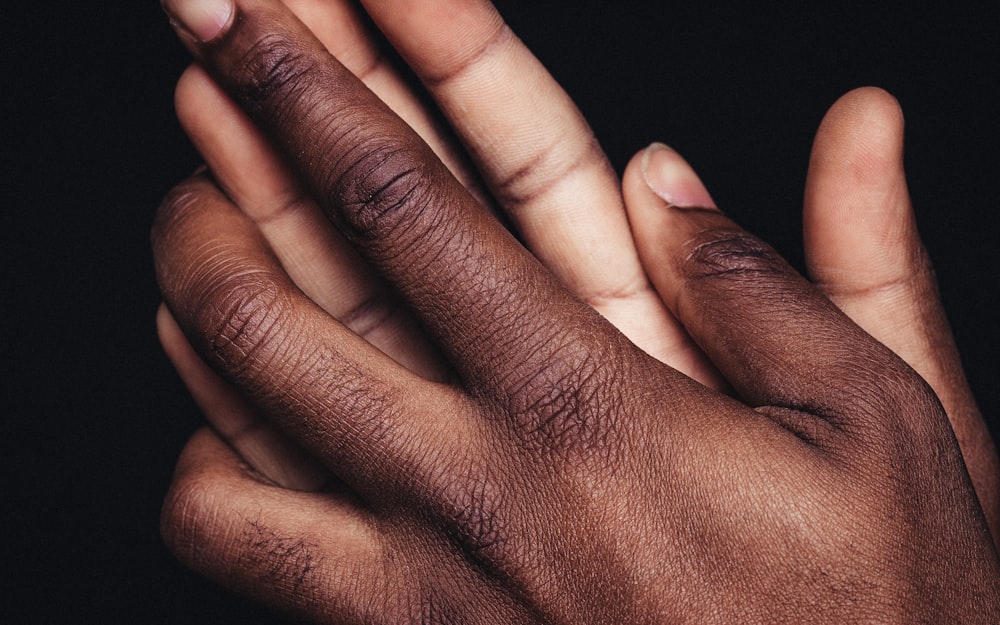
[162,0,236,45]
[804,87,915,286]
[156,303,185,363]
[810,87,905,184]
[642,143,716,210]
[827,86,904,128]
[623,144,718,256]
[173,64,213,131]
[624,143,715,214]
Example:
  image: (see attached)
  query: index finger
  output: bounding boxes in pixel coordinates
[161,0,689,409]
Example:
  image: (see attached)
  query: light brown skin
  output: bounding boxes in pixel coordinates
[155,0,1000,621]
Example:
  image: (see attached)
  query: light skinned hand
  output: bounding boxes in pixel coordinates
[154,0,1000,621]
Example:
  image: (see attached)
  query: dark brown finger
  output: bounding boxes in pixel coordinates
[153,174,471,494]
[174,65,448,382]
[164,427,546,623]
[622,143,950,443]
[157,303,328,490]
[163,0,681,427]
[161,427,389,622]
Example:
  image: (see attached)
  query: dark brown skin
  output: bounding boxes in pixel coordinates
[155,0,1000,622]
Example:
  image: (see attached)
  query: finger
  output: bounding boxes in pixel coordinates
[164,429,539,623]
[157,303,328,490]
[161,428,387,622]
[175,65,447,381]
[359,0,694,369]
[803,87,1000,534]
[282,0,492,204]
[161,0,679,417]
[153,174,472,493]
[622,142,942,439]
[172,0,486,381]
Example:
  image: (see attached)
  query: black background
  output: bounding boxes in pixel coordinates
[4,1,997,622]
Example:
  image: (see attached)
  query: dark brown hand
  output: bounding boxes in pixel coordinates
[155,1,1000,621]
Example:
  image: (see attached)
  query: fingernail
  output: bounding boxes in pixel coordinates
[641,142,718,211]
[162,0,234,43]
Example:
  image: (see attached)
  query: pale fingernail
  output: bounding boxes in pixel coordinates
[641,142,718,211]
[162,0,235,43]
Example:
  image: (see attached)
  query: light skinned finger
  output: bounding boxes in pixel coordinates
[358,0,707,377]
[153,174,472,494]
[803,87,1000,537]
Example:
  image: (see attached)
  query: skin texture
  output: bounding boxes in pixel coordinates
[800,93,1000,534]
[155,0,1000,621]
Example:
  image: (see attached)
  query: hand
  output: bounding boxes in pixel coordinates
[159,0,999,535]
[154,0,1000,621]
[156,0,723,491]
[622,88,1000,542]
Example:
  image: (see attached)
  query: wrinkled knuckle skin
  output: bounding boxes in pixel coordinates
[160,473,232,576]
[312,359,401,449]
[152,178,302,387]
[229,32,320,125]
[412,594,461,625]
[504,337,622,461]
[845,361,949,443]
[683,227,792,286]
[396,587,473,625]
[239,518,323,599]
[192,271,289,376]
[333,142,445,246]
[436,473,513,575]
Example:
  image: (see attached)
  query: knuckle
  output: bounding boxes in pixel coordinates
[184,265,293,379]
[683,227,791,286]
[844,361,947,440]
[238,518,323,598]
[494,136,607,210]
[160,471,232,571]
[392,588,464,625]
[232,33,319,117]
[415,595,461,625]
[428,463,518,578]
[332,140,444,244]
[162,481,326,607]
[320,364,399,444]
[503,336,622,460]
